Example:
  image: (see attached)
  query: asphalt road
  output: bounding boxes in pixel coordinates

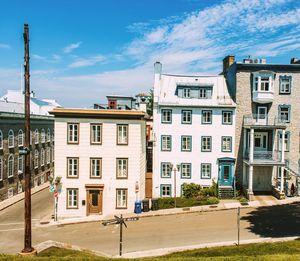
[0,189,300,256]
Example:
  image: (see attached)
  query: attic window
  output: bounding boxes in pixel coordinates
[183,88,191,98]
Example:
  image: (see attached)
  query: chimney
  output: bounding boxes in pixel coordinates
[290,57,300,64]
[223,55,235,74]
[139,102,147,113]
[154,61,162,75]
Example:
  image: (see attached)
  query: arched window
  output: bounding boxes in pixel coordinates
[41,148,45,166]
[0,130,3,149]
[8,130,14,148]
[34,129,39,144]
[47,128,51,142]
[41,129,45,143]
[18,155,24,174]
[18,129,24,147]
[34,149,39,169]
[8,154,14,178]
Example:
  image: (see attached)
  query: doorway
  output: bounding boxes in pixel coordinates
[257,106,268,125]
[254,132,268,151]
[86,189,103,215]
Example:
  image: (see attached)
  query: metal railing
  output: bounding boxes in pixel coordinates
[244,150,281,162]
[243,114,286,127]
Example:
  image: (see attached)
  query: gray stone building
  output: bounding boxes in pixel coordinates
[0,112,54,201]
[224,56,300,200]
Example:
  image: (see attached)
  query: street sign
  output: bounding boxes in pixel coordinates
[54,191,58,198]
[49,185,55,193]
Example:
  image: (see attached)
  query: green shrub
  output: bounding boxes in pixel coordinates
[182,183,201,198]
[239,197,248,203]
[206,196,220,205]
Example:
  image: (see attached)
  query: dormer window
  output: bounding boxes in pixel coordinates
[183,88,190,98]
[199,87,212,99]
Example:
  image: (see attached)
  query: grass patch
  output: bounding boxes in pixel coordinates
[158,197,219,209]
[1,240,300,260]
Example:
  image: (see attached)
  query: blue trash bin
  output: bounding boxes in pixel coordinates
[134,201,142,214]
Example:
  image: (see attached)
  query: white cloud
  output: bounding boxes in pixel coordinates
[32,54,47,61]
[63,42,81,54]
[0,43,11,49]
[69,55,106,68]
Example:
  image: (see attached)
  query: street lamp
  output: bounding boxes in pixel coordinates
[170,163,180,208]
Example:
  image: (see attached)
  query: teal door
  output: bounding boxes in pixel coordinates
[219,163,233,186]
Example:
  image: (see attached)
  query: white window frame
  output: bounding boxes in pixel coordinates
[182,110,192,124]
[46,147,51,164]
[201,163,211,179]
[161,184,171,197]
[117,124,128,145]
[18,155,24,174]
[91,124,102,144]
[279,77,291,94]
[8,129,14,148]
[67,188,78,208]
[34,149,39,169]
[181,163,191,178]
[201,136,212,152]
[116,189,127,209]
[67,123,79,144]
[90,158,102,178]
[202,110,212,124]
[34,129,39,144]
[181,136,192,151]
[116,158,128,179]
[8,154,14,178]
[41,148,45,166]
[222,111,232,124]
[183,88,191,98]
[222,136,232,152]
[67,157,78,178]
[161,109,172,123]
[41,129,46,143]
[161,162,172,178]
[161,135,171,151]
[47,128,51,142]
[18,129,24,147]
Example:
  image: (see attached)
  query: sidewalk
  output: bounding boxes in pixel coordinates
[0,182,49,211]
[42,196,300,227]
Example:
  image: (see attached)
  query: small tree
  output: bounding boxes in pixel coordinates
[182,183,202,199]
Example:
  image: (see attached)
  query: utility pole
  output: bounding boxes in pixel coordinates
[21,23,35,255]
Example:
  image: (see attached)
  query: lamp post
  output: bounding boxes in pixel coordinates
[170,163,180,208]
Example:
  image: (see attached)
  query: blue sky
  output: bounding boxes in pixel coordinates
[0,0,299,107]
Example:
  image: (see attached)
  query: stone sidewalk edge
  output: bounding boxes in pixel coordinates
[0,182,49,211]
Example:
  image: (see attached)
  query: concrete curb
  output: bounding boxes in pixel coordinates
[34,236,300,259]
[41,197,300,227]
[0,182,50,212]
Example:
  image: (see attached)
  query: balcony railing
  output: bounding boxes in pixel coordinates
[244,150,281,162]
[243,114,286,127]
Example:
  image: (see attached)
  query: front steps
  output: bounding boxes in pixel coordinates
[218,186,234,199]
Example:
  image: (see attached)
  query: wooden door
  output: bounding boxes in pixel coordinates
[88,190,102,215]
[145,172,152,198]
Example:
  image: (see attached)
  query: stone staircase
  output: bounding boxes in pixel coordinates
[218,186,234,199]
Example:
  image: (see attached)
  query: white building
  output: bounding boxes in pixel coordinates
[152,62,236,198]
[51,108,146,219]
[0,89,60,115]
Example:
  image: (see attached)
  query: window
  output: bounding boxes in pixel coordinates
[201,163,211,179]
[34,129,39,144]
[116,158,128,179]
[8,154,14,178]
[253,74,272,92]
[199,87,212,99]
[41,148,45,166]
[222,136,232,152]
[222,111,232,125]
[41,129,46,143]
[67,188,78,209]
[279,76,291,94]
[34,149,39,169]
[183,88,191,98]
[181,163,191,179]
[160,184,171,197]
[182,110,192,124]
[67,158,79,178]
[202,110,212,124]
[8,129,14,148]
[18,155,24,174]
[201,136,212,152]
[161,135,172,151]
[90,158,102,178]
[278,105,291,123]
[117,124,128,145]
[0,156,3,181]
[116,189,127,208]
[278,132,290,152]
[18,129,24,147]
[181,136,192,151]
[67,123,79,144]
[46,147,51,164]
[91,124,102,144]
[0,130,2,149]
[161,162,172,178]
[161,109,172,123]
[47,128,51,142]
